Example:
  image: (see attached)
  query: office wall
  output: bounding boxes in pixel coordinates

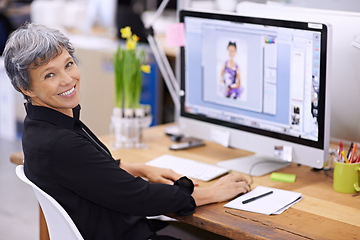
[0,58,16,141]
[0,58,25,141]
[76,47,116,137]
[290,0,360,12]
[180,0,360,13]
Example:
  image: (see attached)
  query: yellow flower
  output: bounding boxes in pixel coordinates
[132,34,140,42]
[120,26,132,39]
[126,39,137,50]
[141,65,151,73]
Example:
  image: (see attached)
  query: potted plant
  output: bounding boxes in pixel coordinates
[111,26,152,148]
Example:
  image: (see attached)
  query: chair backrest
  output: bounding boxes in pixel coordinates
[15,165,84,240]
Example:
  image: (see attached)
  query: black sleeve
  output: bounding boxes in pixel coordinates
[51,132,196,216]
[174,177,196,216]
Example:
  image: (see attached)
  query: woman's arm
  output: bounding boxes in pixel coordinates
[231,69,241,89]
[120,162,197,185]
[121,162,249,206]
[235,68,241,88]
[54,135,197,216]
[220,64,225,83]
[122,162,249,206]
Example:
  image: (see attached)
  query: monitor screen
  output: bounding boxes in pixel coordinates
[179,10,331,173]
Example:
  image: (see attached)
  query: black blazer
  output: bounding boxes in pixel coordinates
[23,104,196,240]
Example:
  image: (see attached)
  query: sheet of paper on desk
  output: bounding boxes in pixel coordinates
[224,186,302,215]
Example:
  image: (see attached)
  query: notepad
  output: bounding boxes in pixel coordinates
[224,186,302,215]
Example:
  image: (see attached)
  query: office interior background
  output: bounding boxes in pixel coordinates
[1,0,360,239]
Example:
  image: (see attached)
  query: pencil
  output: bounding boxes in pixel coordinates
[341,150,349,164]
[349,143,357,163]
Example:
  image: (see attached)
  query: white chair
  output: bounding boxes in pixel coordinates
[15,165,84,240]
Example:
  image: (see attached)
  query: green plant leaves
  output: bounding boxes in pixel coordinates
[114,46,146,110]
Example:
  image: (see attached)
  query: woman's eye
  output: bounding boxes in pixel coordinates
[66,61,74,68]
[45,73,54,79]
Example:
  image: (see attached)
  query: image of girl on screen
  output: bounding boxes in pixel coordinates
[220,41,242,99]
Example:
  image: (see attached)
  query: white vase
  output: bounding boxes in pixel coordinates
[110,106,152,149]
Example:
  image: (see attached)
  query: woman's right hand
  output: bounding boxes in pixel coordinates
[192,172,250,206]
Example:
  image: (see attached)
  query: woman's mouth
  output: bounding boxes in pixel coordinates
[58,86,76,96]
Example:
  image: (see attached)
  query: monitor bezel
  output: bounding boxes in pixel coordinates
[179,10,329,150]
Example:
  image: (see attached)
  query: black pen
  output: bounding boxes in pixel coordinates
[242,191,273,204]
[347,142,354,159]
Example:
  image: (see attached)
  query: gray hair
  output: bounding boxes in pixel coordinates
[3,22,78,103]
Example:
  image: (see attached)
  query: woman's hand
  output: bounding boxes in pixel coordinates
[120,162,198,185]
[208,172,250,203]
[143,165,183,184]
[192,172,250,206]
[230,83,238,89]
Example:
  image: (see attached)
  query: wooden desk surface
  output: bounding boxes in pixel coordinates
[102,124,360,240]
[11,124,360,239]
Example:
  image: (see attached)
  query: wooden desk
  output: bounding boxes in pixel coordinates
[103,124,360,240]
[11,124,360,239]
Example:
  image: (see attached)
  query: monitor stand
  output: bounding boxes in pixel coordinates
[217,155,291,177]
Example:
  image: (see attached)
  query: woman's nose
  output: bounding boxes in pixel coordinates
[60,71,73,85]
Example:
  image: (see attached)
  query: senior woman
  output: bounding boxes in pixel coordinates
[3,23,250,240]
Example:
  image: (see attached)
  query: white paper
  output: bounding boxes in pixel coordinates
[272,195,303,214]
[224,186,302,215]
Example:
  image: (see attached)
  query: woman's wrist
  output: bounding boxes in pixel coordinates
[192,187,216,206]
[120,162,147,177]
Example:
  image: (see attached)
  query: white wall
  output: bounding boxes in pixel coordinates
[0,58,16,141]
[290,0,360,12]
[179,0,360,13]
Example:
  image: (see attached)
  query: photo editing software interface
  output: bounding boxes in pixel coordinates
[182,14,324,143]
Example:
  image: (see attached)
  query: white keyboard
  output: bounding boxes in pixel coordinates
[146,154,229,181]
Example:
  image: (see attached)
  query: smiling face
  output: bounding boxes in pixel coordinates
[26,49,80,117]
[228,45,237,60]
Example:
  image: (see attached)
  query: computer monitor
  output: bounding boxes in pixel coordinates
[178,10,331,176]
[235,2,360,143]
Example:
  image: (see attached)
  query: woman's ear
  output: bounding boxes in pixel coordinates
[18,86,35,98]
